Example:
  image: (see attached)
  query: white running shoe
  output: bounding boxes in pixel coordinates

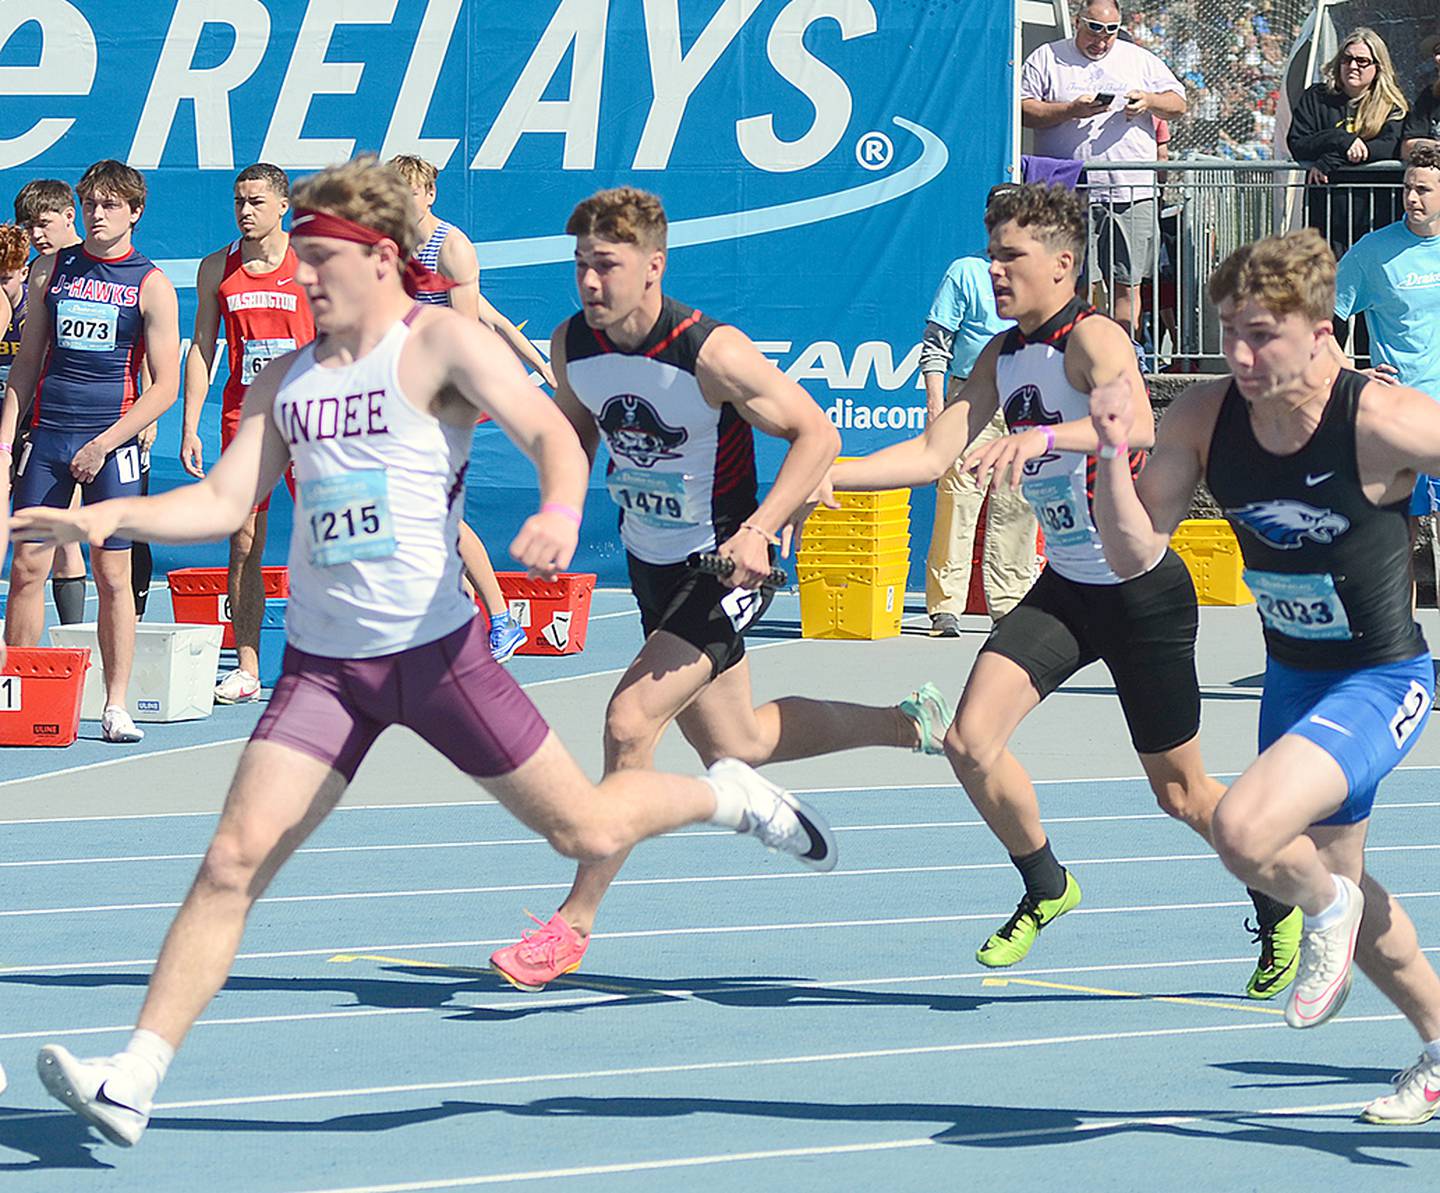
[36,1045,154,1147]
[1362,1053,1440,1125]
[101,706,144,744]
[214,668,261,704]
[1285,875,1363,1029]
[708,758,837,872]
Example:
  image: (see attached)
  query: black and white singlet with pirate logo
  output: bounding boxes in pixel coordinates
[994,298,1144,585]
[565,296,757,565]
[1206,369,1424,670]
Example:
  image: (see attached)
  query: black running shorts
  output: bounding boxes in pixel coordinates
[982,548,1201,755]
[627,552,774,677]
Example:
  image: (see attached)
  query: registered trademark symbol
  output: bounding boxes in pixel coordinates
[855,131,893,171]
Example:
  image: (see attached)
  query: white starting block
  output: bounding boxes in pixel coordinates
[49,623,224,722]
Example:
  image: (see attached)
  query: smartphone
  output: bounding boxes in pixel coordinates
[1094,92,1115,105]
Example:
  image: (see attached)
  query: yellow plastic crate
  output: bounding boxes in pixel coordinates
[799,569,909,639]
[797,548,909,580]
[833,489,909,512]
[798,529,910,555]
[1171,518,1252,606]
[806,506,910,533]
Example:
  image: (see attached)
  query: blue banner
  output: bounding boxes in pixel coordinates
[1,0,1014,585]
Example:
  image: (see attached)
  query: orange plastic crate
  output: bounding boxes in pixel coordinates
[168,566,289,648]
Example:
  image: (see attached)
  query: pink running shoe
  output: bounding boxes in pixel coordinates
[490,912,588,992]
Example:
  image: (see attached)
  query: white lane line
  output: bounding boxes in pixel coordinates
[15,895,1440,977]
[285,1091,1383,1193]
[0,950,1382,1043]
[13,848,1440,918]
[0,738,252,791]
[287,1092,1383,1193]
[8,832,1440,872]
[10,774,1440,827]
[154,1013,1403,1113]
[0,953,1288,1043]
[585,610,639,622]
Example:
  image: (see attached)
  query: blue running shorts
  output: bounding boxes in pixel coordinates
[1259,652,1434,826]
[12,427,144,549]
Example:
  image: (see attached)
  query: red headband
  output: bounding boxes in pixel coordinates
[290,207,457,299]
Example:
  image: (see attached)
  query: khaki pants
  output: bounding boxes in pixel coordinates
[925,408,1039,619]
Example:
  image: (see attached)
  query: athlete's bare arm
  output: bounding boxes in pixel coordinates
[963,314,1155,492]
[697,324,840,585]
[830,335,1004,493]
[1357,380,1440,504]
[0,254,58,465]
[180,248,228,477]
[408,310,587,578]
[547,325,601,465]
[438,232,556,386]
[70,271,182,484]
[12,354,295,548]
[1089,378,1224,578]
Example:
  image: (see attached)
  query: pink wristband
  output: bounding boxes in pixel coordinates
[0,442,11,455]
[541,501,582,526]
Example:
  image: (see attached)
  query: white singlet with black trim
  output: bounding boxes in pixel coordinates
[564,296,758,566]
[995,298,1131,586]
[274,308,474,658]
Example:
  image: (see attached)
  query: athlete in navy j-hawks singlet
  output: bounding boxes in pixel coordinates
[13,244,159,543]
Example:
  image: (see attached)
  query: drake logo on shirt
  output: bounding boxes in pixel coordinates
[598,394,687,468]
[1228,500,1351,550]
[1003,384,1061,475]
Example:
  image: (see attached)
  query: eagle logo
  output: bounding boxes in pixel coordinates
[598,394,686,468]
[1227,500,1350,550]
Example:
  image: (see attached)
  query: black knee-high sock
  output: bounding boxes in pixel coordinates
[1011,841,1068,902]
[131,541,153,617]
[1248,888,1293,931]
[51,575,87,624]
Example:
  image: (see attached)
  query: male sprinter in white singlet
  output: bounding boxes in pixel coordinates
[802,183,1301,997]
[489,187,952,991]
[16,157,836,1148]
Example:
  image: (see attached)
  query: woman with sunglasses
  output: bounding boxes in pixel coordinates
[1288,28,1409,265]
[1401,31,1440,163]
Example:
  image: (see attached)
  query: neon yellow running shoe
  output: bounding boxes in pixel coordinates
[976,870,1082,968]
[1246,906,1301,1000]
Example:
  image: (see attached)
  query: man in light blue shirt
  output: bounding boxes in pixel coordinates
[1335,146,1440,518]
[919,245,1037,636]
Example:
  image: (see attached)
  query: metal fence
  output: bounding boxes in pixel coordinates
[1076,159,1405,374]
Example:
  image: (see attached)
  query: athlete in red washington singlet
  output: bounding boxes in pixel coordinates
[182,164,315,703]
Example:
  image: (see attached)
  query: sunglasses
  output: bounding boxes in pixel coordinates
[1083,19,1121,35]
[1340,53,1376,69]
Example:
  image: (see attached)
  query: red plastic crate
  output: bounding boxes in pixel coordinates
[493,572,597,655]
[0,647,92,746]
[168,566,289,648]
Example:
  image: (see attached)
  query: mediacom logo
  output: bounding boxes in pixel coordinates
[0,0,888,173]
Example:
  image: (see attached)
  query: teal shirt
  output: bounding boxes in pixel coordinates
[927,256,1013,380]
[1335,220,1440,400]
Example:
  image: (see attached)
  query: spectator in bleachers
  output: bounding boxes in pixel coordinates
[1401,31,1440,161]
[1288,27,1408,263]
[1020,0,1187,340]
